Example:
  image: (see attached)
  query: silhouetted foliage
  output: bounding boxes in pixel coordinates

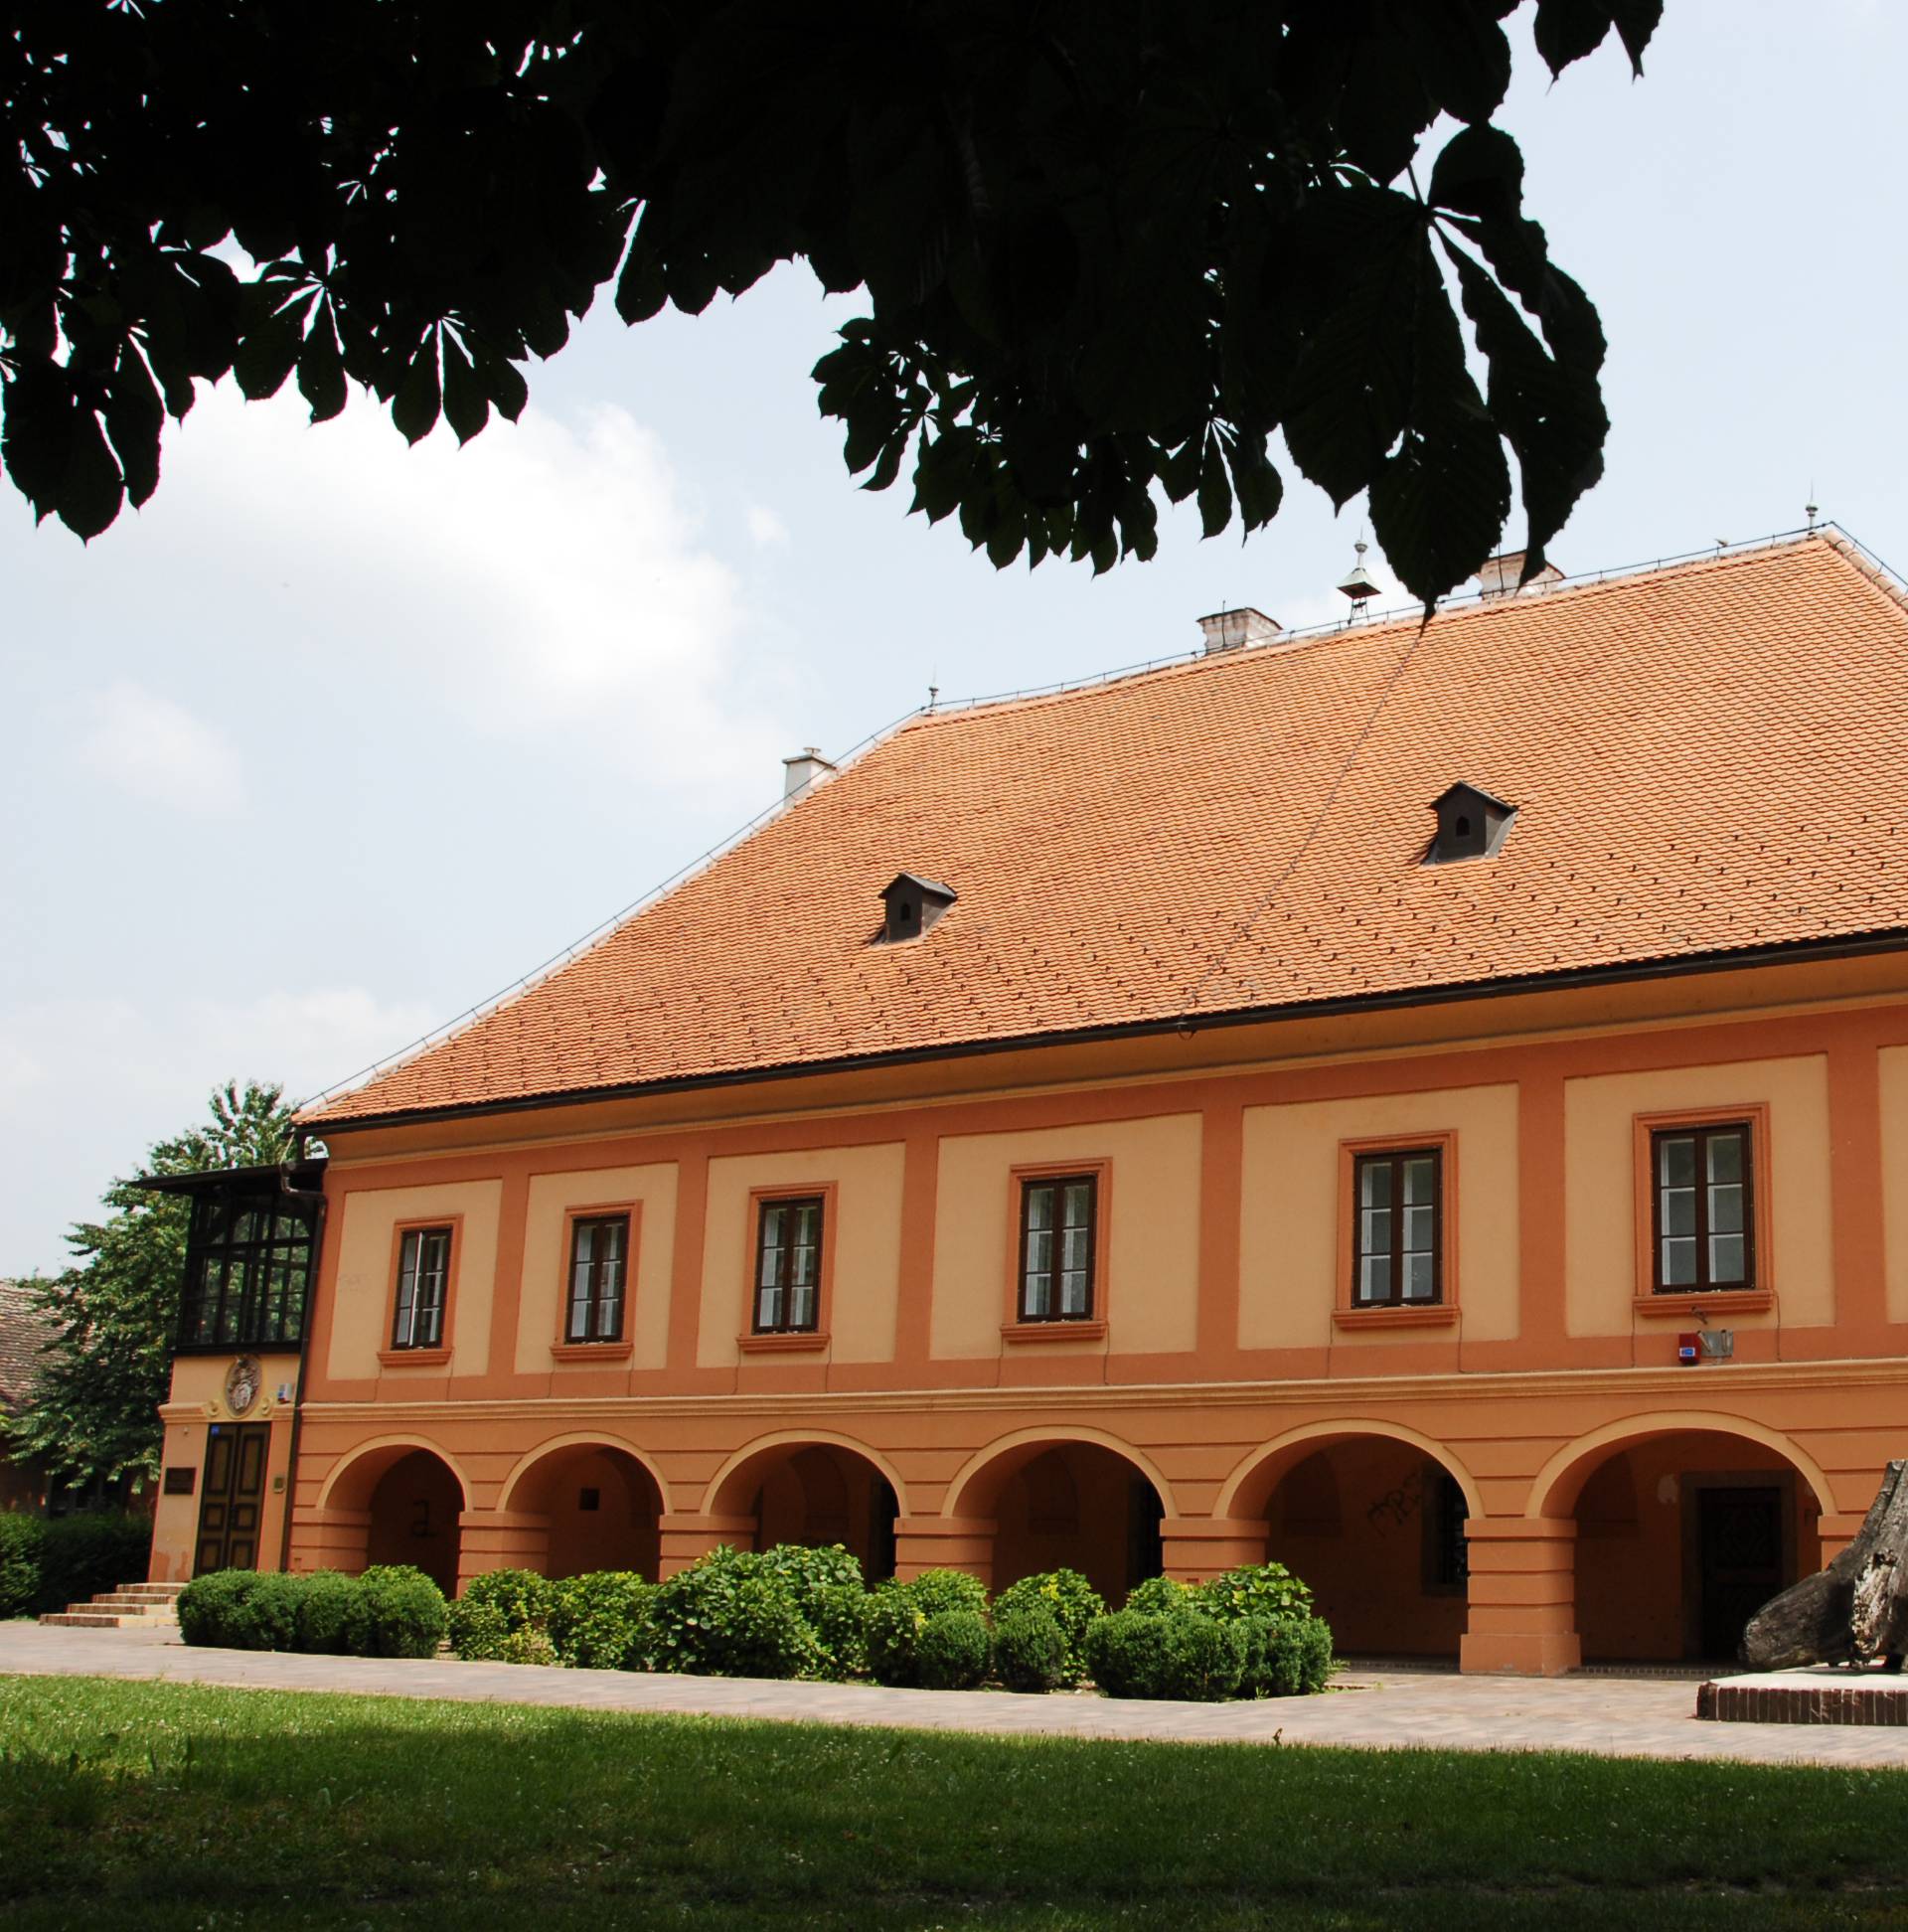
[2,2,1660,599]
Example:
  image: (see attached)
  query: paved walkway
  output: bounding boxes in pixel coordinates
[6,1622,1908,1769]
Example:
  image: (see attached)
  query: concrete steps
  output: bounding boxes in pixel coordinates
[39,1579,185,1629]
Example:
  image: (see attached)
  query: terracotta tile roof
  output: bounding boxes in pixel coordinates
[0,1281,57,1412]
[306,534,1908,1126]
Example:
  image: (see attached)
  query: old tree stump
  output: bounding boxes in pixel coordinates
[1741,1459,1908,1670]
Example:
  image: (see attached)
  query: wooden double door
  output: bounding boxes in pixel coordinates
[195,1423,270,1574]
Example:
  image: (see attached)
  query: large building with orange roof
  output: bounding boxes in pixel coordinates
[147,529,1908,1671]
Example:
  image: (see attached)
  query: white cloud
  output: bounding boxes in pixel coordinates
[746,503,790,548]
[111,382,787,786]
[0,985,441,1271]
[80,681,244,816]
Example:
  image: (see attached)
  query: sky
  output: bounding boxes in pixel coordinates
[4,0,1905,1274]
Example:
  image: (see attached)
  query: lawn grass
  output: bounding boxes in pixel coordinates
[2,1676,1907,1928]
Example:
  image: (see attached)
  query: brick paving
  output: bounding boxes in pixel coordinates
[5,1621,1908,1769]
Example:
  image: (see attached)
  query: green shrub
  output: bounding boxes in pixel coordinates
[991,1605,1066,1693]
[496,1626,560,1667]
[37,1514,152,1615]
[863,1583,926,1688]
[862,1569,989,1688]
[805,1580,869,1679]
[760,1543,867,1678]
[904,1568,989,1619]
[1083,1608,1171,1698]
[345,1567,448,1659]
[234,1571,307,1651]
[914,1608,991,1690]
[0,1511,152,1619]
[1123,1575,1192,1616]
[992,1569,1103,1684]
[293,1571,358,1655]
[1255,1613,1334,1696]
[1083,1607,1245,1701]
[1192,1560,1331,1697]
[448,1567,555,1661]
[1197,1561,1314,1626]
[176,1570,257,1648]
[0,1515,47,1619]
[547,1571,655,1671]
[651,1546,820,1680]
[445,1598,511,1662]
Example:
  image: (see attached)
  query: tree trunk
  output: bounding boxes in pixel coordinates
[1741,1460,1905,1671]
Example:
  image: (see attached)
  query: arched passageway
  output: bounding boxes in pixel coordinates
[1218,1428,1479,1661]
[707,1439,900,1582]
[954,1439,1169,1606]
[503,1442,665,1581]
[364,1449,465,1595]
[1552,1427,1825,1664]
[1266,1441,1469,1659]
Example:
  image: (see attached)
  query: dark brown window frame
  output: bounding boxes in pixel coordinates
[564,1211,631,1344]
[391,1224,452,1350]
[175,1191,316,1354]
[753,1194,825,1334]
[1651,1121,1755,1294]
[1017,1173,1099,1323]
[1351,1147,1444,1308]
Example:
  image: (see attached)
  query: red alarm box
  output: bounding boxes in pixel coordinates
[1676,1333,1700,1365]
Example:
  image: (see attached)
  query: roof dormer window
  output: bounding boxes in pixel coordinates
[1426,783,1515,865]
[878,872,957,943]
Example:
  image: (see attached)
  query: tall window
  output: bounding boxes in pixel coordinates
[754,1196,823,1333]
[1352,1149,1442,1306]
[176,1192,316,1351]
[392,1225,452,1349]
[1019,1175,1097,1322]
[1653,1123,1753,1291]
[565,1213,629,1343]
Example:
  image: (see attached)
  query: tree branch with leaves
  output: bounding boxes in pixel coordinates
[2,1,1659,602]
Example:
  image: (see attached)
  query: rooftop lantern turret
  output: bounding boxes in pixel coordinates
[1338,540,1382,617]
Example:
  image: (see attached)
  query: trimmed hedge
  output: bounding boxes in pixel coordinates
[651,1546,821,1680]
[991,1605,1066,1692]
[177,1565,448,1658]
[356,1544,1336,1703]
[0,1511,152,1619]
[991,1569,1103,1686]
[914,1608,991,1690]
[447,1567,554,1662]
[1085,1608,1249,1701]
[863,1568,987,1688]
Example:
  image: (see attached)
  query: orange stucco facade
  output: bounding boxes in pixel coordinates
[147,944,1908,1672]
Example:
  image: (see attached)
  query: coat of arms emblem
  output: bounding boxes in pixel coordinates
[225,1355,263,1417]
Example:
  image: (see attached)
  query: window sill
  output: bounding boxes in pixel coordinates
[1001,1319,1108,1344]
[1333,1305,1457,1330]
[1633,1288,1774,1318]
[736,1330,829,1355]
[551,1341,633,1364]
[377,1347,451,1368]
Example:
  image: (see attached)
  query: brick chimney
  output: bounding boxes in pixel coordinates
[781,747,837,800]
[1476,551,1564,599]
[1195,607,1281,654]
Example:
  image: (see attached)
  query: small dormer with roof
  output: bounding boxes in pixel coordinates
[1426,783,1516,865]
[878,872,957,943]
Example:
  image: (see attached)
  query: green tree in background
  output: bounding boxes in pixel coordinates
[4,1081,294,1494]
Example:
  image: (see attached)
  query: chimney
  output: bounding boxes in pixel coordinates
[782,746,837,800]
[1476,551,1565,599]
[1195,606,1281,654]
